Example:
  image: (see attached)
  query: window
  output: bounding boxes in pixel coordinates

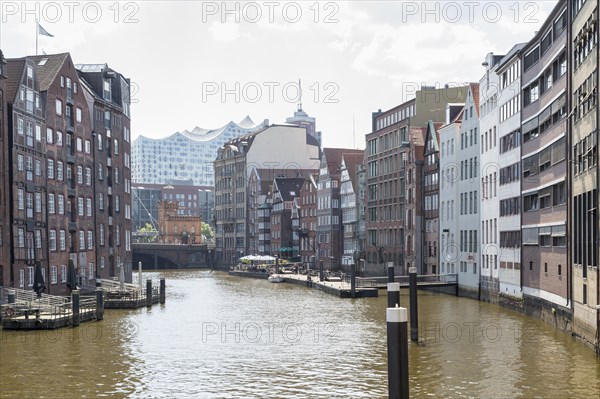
[17,188,24,210]
[48,194,55,214]
[78,197,84,216]
[115,196,120,212]
[76,108,82,123]
[35,192,41,213]
[57,161,63,180]
[61,265,67,282]
[27,267,33,287]
[56,99,62,115]
[50,265,57,284]
[59,230,66,251]
[56,130,63,146]
[86,198,92,217]
[99,224,105,246]
[77,165,83,184]
[79,231,85,250]
[58,195,64,214]
[49,230,57,251]
[85,167,91,185]
[114,139,119,155]
[47,159,54,179]
[87,231,93,250]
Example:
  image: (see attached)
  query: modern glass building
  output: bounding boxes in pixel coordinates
[132,116,267,186]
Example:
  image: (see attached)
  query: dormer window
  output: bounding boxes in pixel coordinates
[103,80,111,100]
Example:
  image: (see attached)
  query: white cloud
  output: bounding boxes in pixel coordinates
[208,21,240,42]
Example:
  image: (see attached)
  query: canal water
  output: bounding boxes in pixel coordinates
[1,270,598,398]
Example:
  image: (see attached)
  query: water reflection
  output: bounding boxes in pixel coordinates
[1,270,599,399]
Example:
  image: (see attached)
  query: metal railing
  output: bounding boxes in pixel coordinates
[356,274,459,288]
[1,294,95,322]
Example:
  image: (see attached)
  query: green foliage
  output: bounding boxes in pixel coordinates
[138,223,158,243]
[201,222,214,239]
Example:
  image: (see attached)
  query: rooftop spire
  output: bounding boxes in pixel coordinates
[297,78,302,112]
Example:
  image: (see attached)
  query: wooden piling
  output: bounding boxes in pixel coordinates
[159,278,166,304]
[387,306,409,399]
[409,267,418,341]
[72,290,80,327]
[146,279,153,308]
[96,288,104,321]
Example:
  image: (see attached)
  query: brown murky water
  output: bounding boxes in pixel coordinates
[1,270,599,398]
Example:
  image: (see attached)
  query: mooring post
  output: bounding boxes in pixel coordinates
[96,288,104,321]
[409,267,418,341]
[138,261,143,290]
[159,278,166,304]
[96,278,102,288]
[387,262,395,283]
[387,306,409,399]
[146,279,153,308]
[388,282,400,308]
[72,290,80,327]
[350,262,356,298]
[7,289,15,304]
[319,260,324,282]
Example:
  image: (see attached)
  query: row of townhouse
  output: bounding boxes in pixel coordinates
[0,51,132,296]
[437,0,598,350]
[213,120,368,272]
[211,0,598,351]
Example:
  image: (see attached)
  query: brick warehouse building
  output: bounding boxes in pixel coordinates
[0,53,132,295]
[77,62,133,281]
[5,57,48,293]
[0,51,10,289]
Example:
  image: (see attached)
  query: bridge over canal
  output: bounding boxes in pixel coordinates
[132,243,215,270]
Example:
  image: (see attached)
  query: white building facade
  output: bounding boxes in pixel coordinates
[439,106,463,277]
[456,84,481,298]
[495,45,524,300]
[478,52,503,302]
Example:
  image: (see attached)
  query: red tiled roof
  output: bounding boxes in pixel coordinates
[470,83,480,117]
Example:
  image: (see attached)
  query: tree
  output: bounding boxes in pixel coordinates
[201,222,214,240]
[138,223,158,243]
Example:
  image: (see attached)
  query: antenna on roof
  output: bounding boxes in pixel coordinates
[298,78,303,112]
[353,113,356,149]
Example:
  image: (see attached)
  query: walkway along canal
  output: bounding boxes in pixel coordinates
[1,270,599,398]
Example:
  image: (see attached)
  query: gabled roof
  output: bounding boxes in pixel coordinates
[5,58,25,102]
[341,152,364,187]
[322,148,364,177]
[469,83,480,118]
[30,53,70,91]
[424,120,443,155]
[273,177,305,202]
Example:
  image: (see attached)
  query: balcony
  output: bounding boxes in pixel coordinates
[66,88,73,105]
[107,157,112,167]
[108,216,113,226]
[66,118,74,134]
[68,221,77,232]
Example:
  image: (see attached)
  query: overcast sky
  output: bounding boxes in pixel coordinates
[1,1,557,149]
